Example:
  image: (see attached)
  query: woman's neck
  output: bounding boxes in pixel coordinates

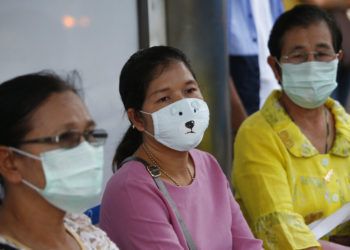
[0,185,78,249]
[136,137,195,186]
[280,92,325,124]
[280,92,334,154]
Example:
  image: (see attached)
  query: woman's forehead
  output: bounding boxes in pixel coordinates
[281,22,334,53]
[146,62,196,95]
[25,91,92,137]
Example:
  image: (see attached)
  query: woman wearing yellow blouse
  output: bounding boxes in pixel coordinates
[233,5,350,250]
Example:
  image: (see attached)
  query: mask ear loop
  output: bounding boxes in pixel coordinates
[274,57,282,67]
[22,179,44,192]
[138,110,156,139]
[8,147,41,161]
[274,57,283,85]
[7,147,44,191]
[143,129,156,139]
[139,110,151,115]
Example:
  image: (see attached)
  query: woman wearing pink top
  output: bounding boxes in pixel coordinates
[100,46,262,250]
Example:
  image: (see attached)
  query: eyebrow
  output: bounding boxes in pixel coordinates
[288,43,333,53]
[289,45,304,52]
[54,120,96,134]
[148,87,170,98]
[185,80,198,86]
[148,80,198,98]
[315,43,333,50]
[85,120,97,129]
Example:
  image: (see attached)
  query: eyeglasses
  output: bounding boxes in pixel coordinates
[18,129,108,149]
[281,51,339,64]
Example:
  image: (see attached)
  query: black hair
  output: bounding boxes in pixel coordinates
[0,71,80,147]
[113,46,196,170]
[0,71,80,202]
[268,4,342,59]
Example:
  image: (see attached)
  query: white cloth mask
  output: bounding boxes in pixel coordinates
[11,141,104,213]
[281,59,338,109]
[141,98,210,151]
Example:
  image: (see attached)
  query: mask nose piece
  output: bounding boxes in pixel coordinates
[185,120,195,129]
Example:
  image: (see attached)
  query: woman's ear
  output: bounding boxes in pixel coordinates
[127,108,146,132]
[0,147,22,184]
[268,56,282,82]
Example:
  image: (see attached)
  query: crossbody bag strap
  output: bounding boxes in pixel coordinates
[120,156,197,250]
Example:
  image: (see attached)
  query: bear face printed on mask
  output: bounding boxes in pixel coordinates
[169,99,202,134]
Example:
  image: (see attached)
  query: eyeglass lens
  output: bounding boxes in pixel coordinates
[284,51,337,64]
[60,130,108,148]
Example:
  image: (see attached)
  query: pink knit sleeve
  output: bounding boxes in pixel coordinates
[100,172,186,250]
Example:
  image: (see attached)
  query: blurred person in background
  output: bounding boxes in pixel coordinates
[228,0,284,115]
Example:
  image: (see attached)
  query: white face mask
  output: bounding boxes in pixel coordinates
[10,141,104,213]
[281,59,338,109]
[141,98,210,151]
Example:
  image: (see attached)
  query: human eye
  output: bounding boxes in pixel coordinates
[290,52,304,60]
[185,87,198,95]
[156,96,170,103]
[285,51,307,64]
[84,130,95,142]
[58,131,81,148]
[86,129,108,146]
[315,51,334,61]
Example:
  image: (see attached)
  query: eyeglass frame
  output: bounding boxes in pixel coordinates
[18,129,108,149]
[280,50,341,64]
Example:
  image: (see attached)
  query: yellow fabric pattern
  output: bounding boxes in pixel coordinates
[233,90,350,250]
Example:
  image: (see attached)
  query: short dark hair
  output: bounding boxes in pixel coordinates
[268,4,342,59]
[113,46,196,170]
[0,71,80,202]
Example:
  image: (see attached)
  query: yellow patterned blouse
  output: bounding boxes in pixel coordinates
[232,90,350,250]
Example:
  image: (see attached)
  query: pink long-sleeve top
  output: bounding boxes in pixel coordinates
[100,149,262,250]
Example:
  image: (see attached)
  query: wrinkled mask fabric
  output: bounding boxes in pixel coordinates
[11,141,104,213]
[141,98,210,151]
[281,59,338,109]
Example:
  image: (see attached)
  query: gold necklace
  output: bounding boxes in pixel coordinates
[142,144,194,186]
[323,108,334,182]
[324,107,330,154]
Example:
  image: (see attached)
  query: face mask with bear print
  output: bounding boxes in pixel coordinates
[141,98,210,151]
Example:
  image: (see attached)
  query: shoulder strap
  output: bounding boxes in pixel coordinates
[120,157,197,250]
